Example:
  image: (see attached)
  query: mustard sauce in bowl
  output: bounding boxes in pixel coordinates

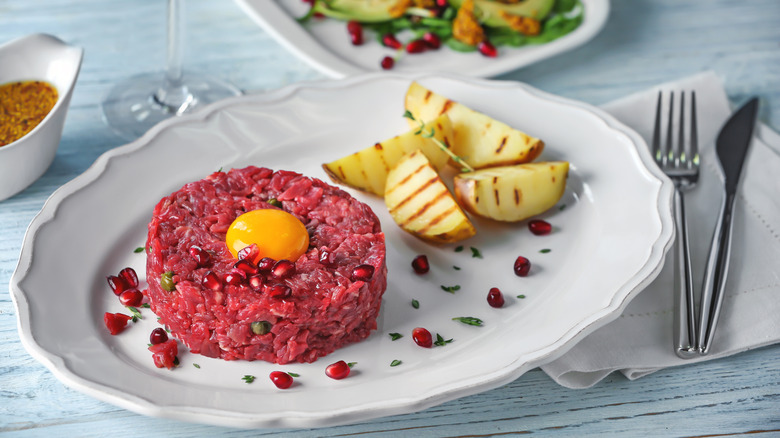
[0,80,59,147]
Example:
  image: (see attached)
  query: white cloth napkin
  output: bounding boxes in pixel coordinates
[540,71,780,388]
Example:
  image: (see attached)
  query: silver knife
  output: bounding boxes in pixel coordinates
[697,97,759,354]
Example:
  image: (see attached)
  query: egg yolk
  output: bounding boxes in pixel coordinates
[225,209,309,262]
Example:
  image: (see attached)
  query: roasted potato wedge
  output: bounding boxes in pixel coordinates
[405,81,544,169]
[454,161,568,222]
[385,150,476,243]
[323,114,454,196]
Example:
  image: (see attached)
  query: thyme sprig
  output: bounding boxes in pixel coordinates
[403,110,474,172]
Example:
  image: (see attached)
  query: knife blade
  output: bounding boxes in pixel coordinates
[697,97,759,354]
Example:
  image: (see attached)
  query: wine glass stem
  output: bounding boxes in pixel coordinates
[155,0,193,114]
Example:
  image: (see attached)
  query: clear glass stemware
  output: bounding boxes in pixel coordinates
[102,0,241,140]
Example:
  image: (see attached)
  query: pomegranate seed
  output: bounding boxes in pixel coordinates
[257,257,276,273]
[103,312,132,335]
[406,39,427,54]
[436,0,448,6]
[347,21,363,45]
[234,259,259,275]
[382,33,402,49]
[224,272,243,286]
[119,289,144,307]
[351,264,375,282]
[150,327,168,345]
[412,327,433,348]
[272,259,296,278]
[149,339,178,369]
[380,56,395,70]
[514,256,531,277]
[269,371,294,389]
[411,255,430,274]
[190,245,211,266]
[237,244,259,263]
[529,219,552,235]
[118,267,139,288]
[319,249,332,266]
[423,32,441,49]
[478,41,498,57]
[107,275,129,296]
[487,287,505,308]
[202,270,221,290]
[325,360,352,380]
[267,283,292,299]
[248,274,264,290]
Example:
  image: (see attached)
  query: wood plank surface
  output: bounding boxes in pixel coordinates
[1,0,778,436]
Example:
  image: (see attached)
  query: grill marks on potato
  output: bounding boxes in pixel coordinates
[496,136,508,154]
[388,170,439,213]
[400,189,449,227]
[384,150,476,243]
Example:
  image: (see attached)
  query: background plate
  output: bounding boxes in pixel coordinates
[235,0,610,78]
[11,73,672,429]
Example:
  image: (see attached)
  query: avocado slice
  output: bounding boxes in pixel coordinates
[313,0,401,23]
[449,0,556,27]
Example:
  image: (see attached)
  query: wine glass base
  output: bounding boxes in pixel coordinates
[101,71,242,140]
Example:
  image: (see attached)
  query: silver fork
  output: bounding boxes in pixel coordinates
[651,91,700,359]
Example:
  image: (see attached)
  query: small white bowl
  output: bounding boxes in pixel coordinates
[0,34,83,201]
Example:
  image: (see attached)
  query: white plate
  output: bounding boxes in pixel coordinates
[11,73,673,429]
[235,0,610,78]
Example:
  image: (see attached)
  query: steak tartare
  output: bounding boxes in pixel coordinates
[145,166,387,364]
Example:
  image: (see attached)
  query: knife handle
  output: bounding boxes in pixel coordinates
[697,192,737,354]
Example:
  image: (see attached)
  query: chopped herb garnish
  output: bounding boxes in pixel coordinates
[287,372,300,377]
[540,248,551,253]
[452,316,484,327]
[389,332,403,341]
[242,375,255,384]
[134,246,145,253]
[347,362,357,368]
[390,359,402,367]
[517,294,526,299]
[434,333,453,347]
[141,303,151,309]
[127,306,142,322]
[559,204,567,211]
[193,363,201,369]
[411,299,420,309]
[470,247,483,258]
[147,343,152,347]
[454,245,464,252]
[453,265,461,270]
[441,284,461,293]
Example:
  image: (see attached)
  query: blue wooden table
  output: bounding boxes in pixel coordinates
[2,1,779,436]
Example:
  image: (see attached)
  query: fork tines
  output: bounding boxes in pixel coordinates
[652,91,699,180]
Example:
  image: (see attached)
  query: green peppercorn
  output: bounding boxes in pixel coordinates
[160,271,176,291]
[267,198,282,207]
[251,320,272,335]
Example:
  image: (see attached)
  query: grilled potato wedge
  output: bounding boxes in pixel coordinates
[405,81,544,169]
[454,161,569,222]
[385,150,476,243]
[323,114,454,196]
